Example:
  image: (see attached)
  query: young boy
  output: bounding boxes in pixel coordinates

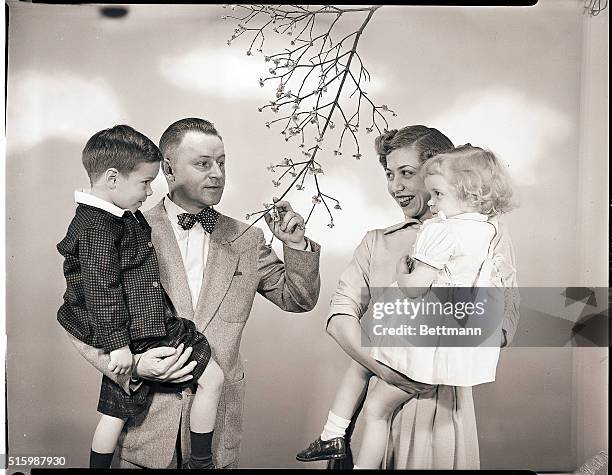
[57,125,224,469]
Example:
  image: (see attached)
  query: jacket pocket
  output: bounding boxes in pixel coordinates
[223,374,245,449]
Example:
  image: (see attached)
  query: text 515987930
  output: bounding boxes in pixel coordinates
[4,455,67,468]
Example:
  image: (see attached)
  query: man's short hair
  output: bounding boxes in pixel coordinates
[159,118,222,160]
[82,125,162,182]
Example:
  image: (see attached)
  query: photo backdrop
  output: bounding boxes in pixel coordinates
[5,1,608,470]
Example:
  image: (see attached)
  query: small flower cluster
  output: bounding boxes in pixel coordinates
[221,4,395,239]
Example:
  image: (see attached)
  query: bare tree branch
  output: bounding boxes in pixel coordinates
[221,4,394,244]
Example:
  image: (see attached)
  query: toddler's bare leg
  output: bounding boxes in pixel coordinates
[296,361,374,461]
[190,358,225,433]
[330,360,373,420]
[353,378,415,469]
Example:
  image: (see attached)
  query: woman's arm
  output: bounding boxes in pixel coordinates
[325,231,433,393]
[327,314,431,393]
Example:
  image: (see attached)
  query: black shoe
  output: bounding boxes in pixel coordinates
[296,436,347,462]
[182,460,216,469]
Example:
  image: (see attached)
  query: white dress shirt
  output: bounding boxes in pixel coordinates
[163,196,211,311]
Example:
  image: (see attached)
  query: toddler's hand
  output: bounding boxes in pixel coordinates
[109,346,133,375]
[396,255,416,277]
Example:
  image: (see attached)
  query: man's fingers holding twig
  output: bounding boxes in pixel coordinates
[272,198,293,213]
[284,215,303,233]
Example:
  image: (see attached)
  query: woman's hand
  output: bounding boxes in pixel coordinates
[375,363,436,396]
[132,343,197,384]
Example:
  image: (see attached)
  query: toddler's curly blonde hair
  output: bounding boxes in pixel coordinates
[422,144,515,217]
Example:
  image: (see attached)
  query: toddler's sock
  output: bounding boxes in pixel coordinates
[89,450,114,468]
[188,430,215,469]
[320,410,351,441]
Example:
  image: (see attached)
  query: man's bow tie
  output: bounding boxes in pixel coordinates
[177,208,220,234]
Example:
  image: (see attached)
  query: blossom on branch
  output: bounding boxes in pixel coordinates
[221,4,396,240]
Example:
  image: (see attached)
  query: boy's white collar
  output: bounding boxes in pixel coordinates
[74,189,128,218]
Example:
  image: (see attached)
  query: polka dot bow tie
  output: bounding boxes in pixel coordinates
[177,208,220,234]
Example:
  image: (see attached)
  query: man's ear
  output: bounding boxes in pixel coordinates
[104,168,119,189]
[162,158,174,181]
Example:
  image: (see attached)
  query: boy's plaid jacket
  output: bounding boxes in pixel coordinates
[57,204,167,352]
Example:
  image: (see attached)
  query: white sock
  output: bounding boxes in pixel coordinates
[320,410,351,441]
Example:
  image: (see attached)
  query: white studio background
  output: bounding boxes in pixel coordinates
[4,2,608,471]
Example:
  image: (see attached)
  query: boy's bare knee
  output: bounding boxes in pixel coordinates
[212,361,225,387]
[198,359,224,392]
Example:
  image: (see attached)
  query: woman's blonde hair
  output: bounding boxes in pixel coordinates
[422,145,515,216]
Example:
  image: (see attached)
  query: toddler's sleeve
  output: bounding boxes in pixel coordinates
[412,220,456,270]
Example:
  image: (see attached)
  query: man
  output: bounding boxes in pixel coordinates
[67,118,321,468]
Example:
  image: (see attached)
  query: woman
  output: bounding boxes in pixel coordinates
[325,125,519,469]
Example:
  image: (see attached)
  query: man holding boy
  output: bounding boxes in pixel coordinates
[67,118,321,468]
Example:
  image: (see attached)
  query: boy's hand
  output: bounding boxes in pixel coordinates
[109,346,133,375]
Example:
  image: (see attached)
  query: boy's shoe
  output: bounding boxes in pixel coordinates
[182,461,216,469]
[296,436,347,462]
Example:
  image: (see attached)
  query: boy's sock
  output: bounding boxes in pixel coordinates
[188,430,215,469]
[320,410,351,441]
[89,450,114,468]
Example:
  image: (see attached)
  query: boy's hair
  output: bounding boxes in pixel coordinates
[159,118,222,161]
[82,125,162,182]
[422,144,515,216]
[374,125,454,169]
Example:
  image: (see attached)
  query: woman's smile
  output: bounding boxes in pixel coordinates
[395,194,415,207]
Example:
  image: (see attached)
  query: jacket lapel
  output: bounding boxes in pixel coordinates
[145,200,195,321]
[194,215,240,331]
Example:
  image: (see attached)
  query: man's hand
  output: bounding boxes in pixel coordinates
[132,343,197,384]
[109,346,133,375]
[264,198,307,250]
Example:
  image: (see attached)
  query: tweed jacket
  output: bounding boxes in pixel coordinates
[67,199,321,468]
[58,205,167,352]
